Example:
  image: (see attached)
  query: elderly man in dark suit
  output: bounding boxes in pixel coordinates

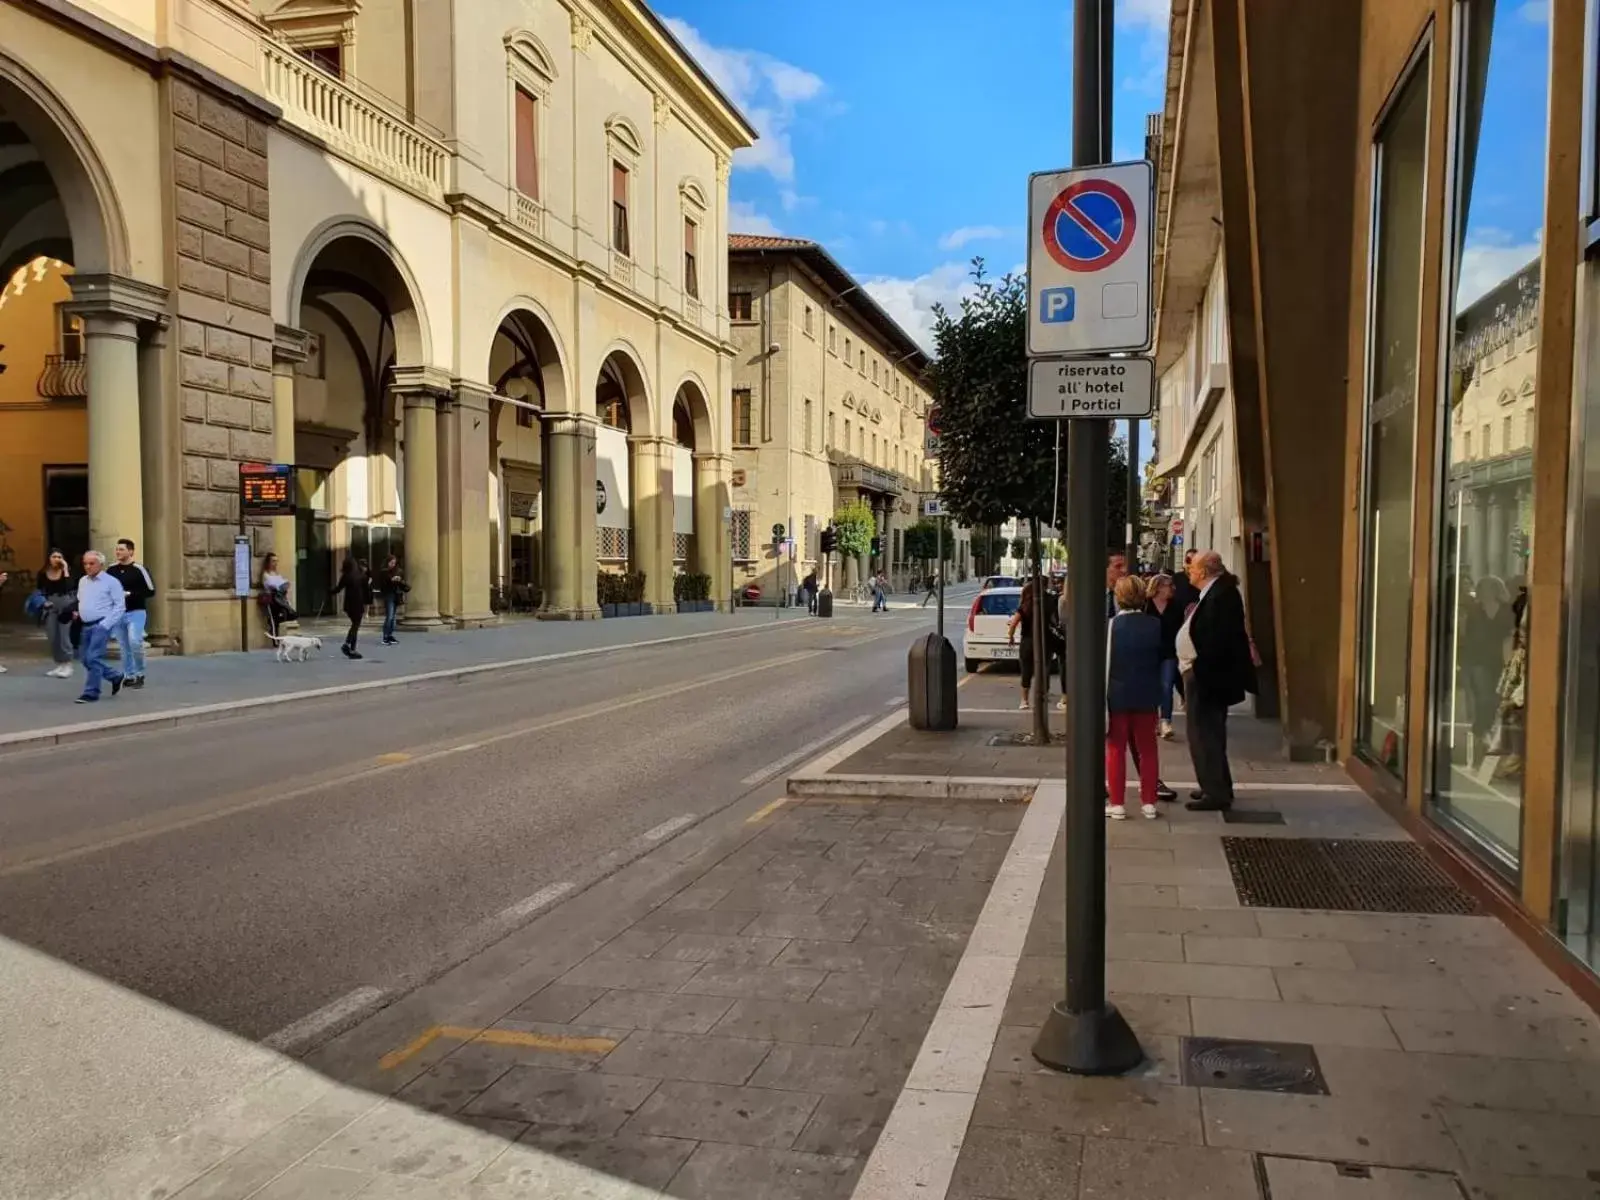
[1179,550,1256,812]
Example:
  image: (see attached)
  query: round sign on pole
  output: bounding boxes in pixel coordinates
[1042,178,1137,273]
[926,405,942,436]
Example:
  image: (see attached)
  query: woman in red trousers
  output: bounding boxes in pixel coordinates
[1105,575,1164,820]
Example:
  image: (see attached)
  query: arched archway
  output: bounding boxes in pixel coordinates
[486,306,567,612]
[283,227,435,623]
[593,348,653,597]
[0,63,157,633]
[670,379,720,588]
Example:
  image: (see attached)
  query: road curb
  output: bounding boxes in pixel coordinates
[0,621,792,757]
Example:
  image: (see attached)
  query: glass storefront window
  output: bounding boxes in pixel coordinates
[1356,54,1431,777]
[1428,0,1549,869]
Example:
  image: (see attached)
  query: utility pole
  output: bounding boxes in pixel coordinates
[1031,0,1144,1077]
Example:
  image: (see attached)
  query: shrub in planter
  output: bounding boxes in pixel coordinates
[597,570,625,616]
[622,570,647,604]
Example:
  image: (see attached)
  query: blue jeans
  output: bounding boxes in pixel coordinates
[383,593,398,641]
[117,610,147,678]
[79,620,123,699]
[1159,657,1180,721]
[872,588,886,612]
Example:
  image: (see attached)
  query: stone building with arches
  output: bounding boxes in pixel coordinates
[0,0,751,649]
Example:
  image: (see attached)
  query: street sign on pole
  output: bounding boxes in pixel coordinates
[1027,159,1154,357]
[922,497,946,518]
[1027,356,1154,420]
[923,404,942,459]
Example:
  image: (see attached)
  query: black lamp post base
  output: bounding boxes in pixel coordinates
[1031,1001,1144,1075]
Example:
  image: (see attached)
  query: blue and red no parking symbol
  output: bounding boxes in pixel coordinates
[1041,178,1137,273]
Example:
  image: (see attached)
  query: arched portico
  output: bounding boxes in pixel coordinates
[594,346,675,611]
[279,224,447,625]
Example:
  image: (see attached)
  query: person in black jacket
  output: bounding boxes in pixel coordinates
[108,537,155,689]
[374,555,409,646]
[1145,573,1186,738]
[1179,551,1256,811]
[331,555,372,659]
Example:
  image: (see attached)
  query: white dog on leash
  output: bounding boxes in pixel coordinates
[269,634,323,662]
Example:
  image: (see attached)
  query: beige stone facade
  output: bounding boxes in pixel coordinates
[725,235,965,602]
[0,0,752,651]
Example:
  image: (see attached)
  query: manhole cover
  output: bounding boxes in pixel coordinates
[1223,837,1479,915]
[1260,1157,1466,1197]
[1222,809,1286,825]
[1180,1036,1327,1095]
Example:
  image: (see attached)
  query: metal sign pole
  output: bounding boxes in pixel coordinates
[936,512,945,641]
[1031,0,1143,1077]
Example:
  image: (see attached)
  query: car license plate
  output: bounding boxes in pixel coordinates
[991,646,1018,659]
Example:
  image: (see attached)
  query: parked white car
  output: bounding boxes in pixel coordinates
[963,586,1023,673]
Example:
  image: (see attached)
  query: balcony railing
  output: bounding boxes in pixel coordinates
[830,453,903,497]
[38,354,86,399]
[261,40,449,200]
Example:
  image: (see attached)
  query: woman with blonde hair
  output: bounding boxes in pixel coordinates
[1106,574,1164,819]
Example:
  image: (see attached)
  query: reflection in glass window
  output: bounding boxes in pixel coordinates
[1355,54,1430,778]
[1429,0,1547,867]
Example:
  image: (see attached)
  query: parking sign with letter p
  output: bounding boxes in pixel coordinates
[1040,287,1076,324]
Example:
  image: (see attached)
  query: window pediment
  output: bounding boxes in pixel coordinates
[504,30,556,85]
[606,115,644,159]
[680,178,707,211]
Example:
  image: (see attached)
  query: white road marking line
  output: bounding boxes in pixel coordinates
[263,985,388,1054]
[739,714,878,787]
[642,814,697,842]
[1121,780,1360,793]
[495,882,577,925]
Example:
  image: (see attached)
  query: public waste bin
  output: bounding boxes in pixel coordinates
[908,631,957,731]
[815,588,834,618]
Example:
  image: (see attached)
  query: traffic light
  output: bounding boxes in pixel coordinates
[870,535,882,556]
[772,522,785,541]
[820,526,837,554]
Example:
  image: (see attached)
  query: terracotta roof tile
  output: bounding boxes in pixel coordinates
[728,233,815,250]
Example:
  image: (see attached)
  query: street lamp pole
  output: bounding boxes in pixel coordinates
[1032,0,1144,1077]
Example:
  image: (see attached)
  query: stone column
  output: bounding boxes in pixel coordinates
[692,451,732,607]
[629,434,676,611]
[393,367,447,628]
[136,320,172,643]
[874,497,888,581]
[541,413,600,619]
[77,313,145,555]
[439,379,495,626]
[1485,491,1507,581]
[271,327,309,582]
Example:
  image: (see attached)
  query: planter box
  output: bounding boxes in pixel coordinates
[641,602,653,616]
[602,603,619,618]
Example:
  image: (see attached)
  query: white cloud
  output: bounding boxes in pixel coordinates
[1456,228,1541,308]
[938,225,1017,251]
[860,262,983,354]
[1118,0,1170,30]
[1518,0,1551,22]
[729,201,781,237]
[663,16,824,185]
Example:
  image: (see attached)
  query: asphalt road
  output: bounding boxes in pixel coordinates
[0,602,955,1045]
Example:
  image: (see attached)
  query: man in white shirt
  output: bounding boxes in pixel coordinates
[75,550,126,704]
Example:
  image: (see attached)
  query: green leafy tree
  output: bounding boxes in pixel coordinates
[1009,536,1028,561]
[904,520,953,564]
[832,500,875,559]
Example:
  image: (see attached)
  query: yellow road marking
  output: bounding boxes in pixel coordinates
[379,1023,618,1070]
[375,753,412,765]
[745,797,788,824]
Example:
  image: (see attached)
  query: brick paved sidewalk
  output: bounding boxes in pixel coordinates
[56,791,1024,1200]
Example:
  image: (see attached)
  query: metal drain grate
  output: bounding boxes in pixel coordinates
[1179,1037,1328,1095]
[986,732,1042,748]
[1222,809,1286,825]
[1222,837,1479,914]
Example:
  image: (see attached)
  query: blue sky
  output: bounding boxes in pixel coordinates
[662,0,1169,350]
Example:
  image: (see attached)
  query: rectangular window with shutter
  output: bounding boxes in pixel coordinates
[729,291,753,320]
[515,87,539,199]
[683,217,699,298]
[803,398,813,452]
[733,388,753,445]
[612,162,631,256]
[804,305,814,337]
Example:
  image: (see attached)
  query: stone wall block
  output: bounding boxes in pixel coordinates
[170,79,199,121]
[224,142,268,186]
[184,488,232,523]
[225,209,270,252]
[207,393,252,430]
[204,232,251,275]
[173,118,226,169]
[179,257,228,301]
[197,93,248,144]
[176,221,204,260]
[251,338,273,370]
[230,429,273,462]
[184,556,233,590]
[178,319,206,355]
[205,325,251,365]
[208,524,239,555]
[182,523,208,555]
[227,272,271,313]
[182,455,209,488]
[252,400,274,433]
[209,459,242,491]
[200,162,250,210]
[183,421,231,458]
[248,185,270,220]
[229,364,272,401]
[180,352,229,391]
[173,152,202,191]
[249,249,271,283]
[245,121,268,155]
[176,187,226,234]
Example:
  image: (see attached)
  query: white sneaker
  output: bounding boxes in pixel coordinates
[1142,804,1159,820]
[46,665,68,678]
[1105,804,1127,820]
[1055,697,1067,711]
[1159,719,1173,739]
[1018,698,1030,710]
[0,664,7,674]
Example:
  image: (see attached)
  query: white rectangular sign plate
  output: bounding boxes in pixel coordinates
[923,497,946,518]
[1027,159,1154,356]
[1028,356,1155,419]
